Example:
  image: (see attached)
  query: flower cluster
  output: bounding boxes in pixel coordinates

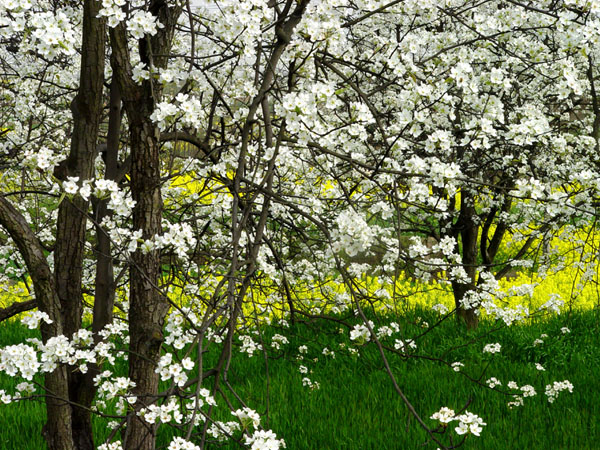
[28,11,77,58]
[156,353,194,387]
[454,411,487,437]
[167,437,200,450]
[151,93,206,131]
[139,398,183,425]
[545,380,574,403]
[98,442,124,450]
[98,0,126,27]
[270,334,289,350]
[244,429,286,450]
[231,407,260,428]
[482,343,501,354]
[239,335,262,357]
[506,381,538,408]
[430,407,486,437]
[302,377,320,390]
[349,322,373,344]
[21,311,52,330]
[127,10,163,39]
[486,377,502,389]
[332,211,376,258]
[23,147,65,172]
[394,339,417,353]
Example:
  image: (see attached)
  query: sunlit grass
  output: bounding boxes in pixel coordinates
[0,303,598,449]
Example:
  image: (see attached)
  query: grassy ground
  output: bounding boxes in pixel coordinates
[0,308,598,449]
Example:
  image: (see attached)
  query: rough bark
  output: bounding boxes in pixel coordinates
[0,198,75,450]
[66,79,123,450]
[109,2,181,448]
[451,196,480,330]
[52,1,106,447]
[93,79,121,339]
[122,115,166,450]
[0,298,36,322]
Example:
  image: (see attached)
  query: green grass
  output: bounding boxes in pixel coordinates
[199,309,600,449]
[0,308,598,449]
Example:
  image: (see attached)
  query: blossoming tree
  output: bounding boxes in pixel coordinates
[0,0,596,449]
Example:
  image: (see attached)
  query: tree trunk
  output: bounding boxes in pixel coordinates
[0,199,75,450]
[109,3,181,448]
[72,79,123,450]
[93,79,121,338]
[451,196,479,330]
[52,1,106,448]
[452,282,479,329]
[122,116,167,450]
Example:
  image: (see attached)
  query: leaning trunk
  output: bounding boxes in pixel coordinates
[0,199,75,450]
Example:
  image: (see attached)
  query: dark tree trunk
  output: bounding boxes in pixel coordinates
[52,1,106,448]
[93,79,121,338]
[451,196,479,330]
[452,281,479,329]
[109,2,181,448]
[0,199,75,450]
[122,116,167,450]
[71,80,123,450]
